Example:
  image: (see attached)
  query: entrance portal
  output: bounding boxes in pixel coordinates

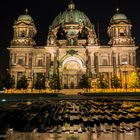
[70,82,74,89]
[62,74,82,89]
[61,56,85,89]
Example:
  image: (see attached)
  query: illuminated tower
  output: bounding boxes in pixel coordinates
[11,9,37,46]
[8,9,37,87]
[107,8,138,87]
[108,8,134,46]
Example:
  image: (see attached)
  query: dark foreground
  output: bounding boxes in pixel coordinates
[0,92,140,101]
[0,93,140,139]
[0,97,140,140]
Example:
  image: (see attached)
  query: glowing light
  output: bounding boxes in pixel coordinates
[1,99,6,102]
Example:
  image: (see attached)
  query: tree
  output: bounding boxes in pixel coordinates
[79,74,91,92]
[111,75,121,91]
[127,72,140,90]
[49,73,61,92]
[17,75,28,90]
[2,72,15,89]
[34,73,46,90]
[97,75,109,90]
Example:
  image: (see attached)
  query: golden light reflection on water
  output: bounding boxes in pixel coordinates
[6,124,140,140]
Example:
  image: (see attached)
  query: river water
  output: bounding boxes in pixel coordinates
[0,100,139,140]
[5,122,140,140]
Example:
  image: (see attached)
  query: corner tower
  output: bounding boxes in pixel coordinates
[108,8,134,46]
[107,8,138,88]
[8,9,37,87]
[11,9,37,46]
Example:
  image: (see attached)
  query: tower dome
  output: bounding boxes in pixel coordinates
[112,13,127,21]
[17,9,34,23]
[110,8,127,22]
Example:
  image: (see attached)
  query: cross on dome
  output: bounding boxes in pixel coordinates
[25,8,28,14]
[116,7,119,13]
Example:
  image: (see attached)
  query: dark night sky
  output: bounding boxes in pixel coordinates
[0,0,140,75]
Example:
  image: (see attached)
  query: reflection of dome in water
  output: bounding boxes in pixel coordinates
[50,2,93,30]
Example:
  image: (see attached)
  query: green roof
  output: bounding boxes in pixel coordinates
[112,13,127,21]
[17,14,34,22]
[50,3,93,30]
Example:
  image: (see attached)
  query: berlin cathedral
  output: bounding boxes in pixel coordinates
[8,1,138,89]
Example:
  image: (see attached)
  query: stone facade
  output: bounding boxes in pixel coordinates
[8,3,138,89]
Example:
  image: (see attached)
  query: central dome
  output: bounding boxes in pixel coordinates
[50,2,93,30]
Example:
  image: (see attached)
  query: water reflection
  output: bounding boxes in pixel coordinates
[0,100,139,140]
[6,122,140,140]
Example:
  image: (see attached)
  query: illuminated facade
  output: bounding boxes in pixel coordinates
[8,2,138,88]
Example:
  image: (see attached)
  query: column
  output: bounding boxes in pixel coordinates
[116,28,119,37]
[130,53,133,65]
[25,53,27,66]
[133,52,136,66]
[94,52,99,76]
[88,52,92,77]
[91,53,94,66]
[14,53,16,64]
[15,72,18,88]
[53,52,57,74]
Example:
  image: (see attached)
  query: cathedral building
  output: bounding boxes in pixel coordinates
[8,1,138,89]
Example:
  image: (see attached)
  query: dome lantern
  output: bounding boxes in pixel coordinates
[68,0,75,11]
[25,8,28,14]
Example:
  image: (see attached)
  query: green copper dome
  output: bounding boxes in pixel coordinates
[17,9,34,23]
[112,13,127,21]
[17,14,34,22]
[111,8,127,22]
[50,2,93,30]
